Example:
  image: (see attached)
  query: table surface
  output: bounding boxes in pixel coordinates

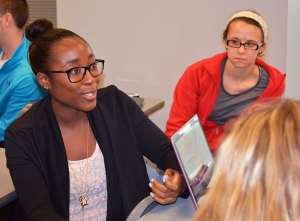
[0,98,164,208]
[140,98,164,116]
[0,148,17,208]
[138,196,196,221]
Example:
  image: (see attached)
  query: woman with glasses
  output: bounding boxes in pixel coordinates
[165,10,286,153]
[4,19,187,220]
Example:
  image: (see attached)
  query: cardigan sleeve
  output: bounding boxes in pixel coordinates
[115,89,190,198]
[5,128,68,221]
[124,95,190,198]
[114,89,177,170]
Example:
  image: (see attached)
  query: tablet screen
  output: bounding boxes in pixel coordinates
[171,114,214,209]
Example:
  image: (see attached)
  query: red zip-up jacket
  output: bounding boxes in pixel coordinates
[165,52,286,153]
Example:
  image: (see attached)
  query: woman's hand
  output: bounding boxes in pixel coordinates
[149,168,186,204]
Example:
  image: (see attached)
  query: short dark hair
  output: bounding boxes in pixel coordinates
[0,0,29,29]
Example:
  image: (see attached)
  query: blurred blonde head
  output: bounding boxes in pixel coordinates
[192,98,300,221]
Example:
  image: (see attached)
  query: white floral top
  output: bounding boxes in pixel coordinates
[69,142,107,221]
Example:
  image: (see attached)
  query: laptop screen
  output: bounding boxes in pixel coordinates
[171,114,214,209]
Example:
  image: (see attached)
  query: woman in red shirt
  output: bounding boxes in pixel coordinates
[165,10,285,153]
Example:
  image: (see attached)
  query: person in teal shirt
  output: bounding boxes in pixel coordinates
[0,0,46,147]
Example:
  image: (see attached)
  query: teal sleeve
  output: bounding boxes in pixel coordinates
[0,76,46,141]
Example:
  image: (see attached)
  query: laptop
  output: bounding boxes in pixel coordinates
[171,114,214,209]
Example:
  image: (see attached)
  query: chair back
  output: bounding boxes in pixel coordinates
[18,100,38,118]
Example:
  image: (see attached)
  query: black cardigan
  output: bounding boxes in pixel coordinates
[5,85,183,221]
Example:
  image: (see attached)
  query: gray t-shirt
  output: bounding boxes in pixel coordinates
[208,59,269,125]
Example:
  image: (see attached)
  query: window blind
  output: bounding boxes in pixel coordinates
[25,0,57,28]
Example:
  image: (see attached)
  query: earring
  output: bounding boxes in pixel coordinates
[44,86,48,90]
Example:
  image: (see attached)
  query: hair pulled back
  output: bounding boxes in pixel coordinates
[222,10,266,42]
[25,18,86,75]
[222,10,267,58]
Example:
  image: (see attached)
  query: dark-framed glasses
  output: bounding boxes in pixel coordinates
[226,39,263,50]
[44,59,105,83]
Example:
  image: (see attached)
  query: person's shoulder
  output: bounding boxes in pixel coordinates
[6,107,34,135]
[13,64,35,78]
[96,85,126,102]
[10,34,31,60]
[97,85,120,98]
[190,52,227,66]
[182,53,226,77]
[7,98,43,133]
[5,109,36,152]
[96,85,132,106]
[4,49,34,79]
[256,59,285,77]
[9,67,37,89]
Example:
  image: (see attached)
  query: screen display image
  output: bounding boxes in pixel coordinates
[171,115,214,208]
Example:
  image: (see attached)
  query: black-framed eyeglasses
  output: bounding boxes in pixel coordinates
[43,59,105,83]
[226,39,263,50]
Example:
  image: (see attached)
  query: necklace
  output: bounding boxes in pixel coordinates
[69,121,89,210]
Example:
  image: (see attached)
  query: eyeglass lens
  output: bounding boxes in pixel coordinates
[68,61,104,83]
[226,40,259,50]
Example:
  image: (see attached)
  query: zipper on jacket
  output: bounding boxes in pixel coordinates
[214,126,220,136]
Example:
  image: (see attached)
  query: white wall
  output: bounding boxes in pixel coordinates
[57,0,287,130]
[286,0,300,99]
